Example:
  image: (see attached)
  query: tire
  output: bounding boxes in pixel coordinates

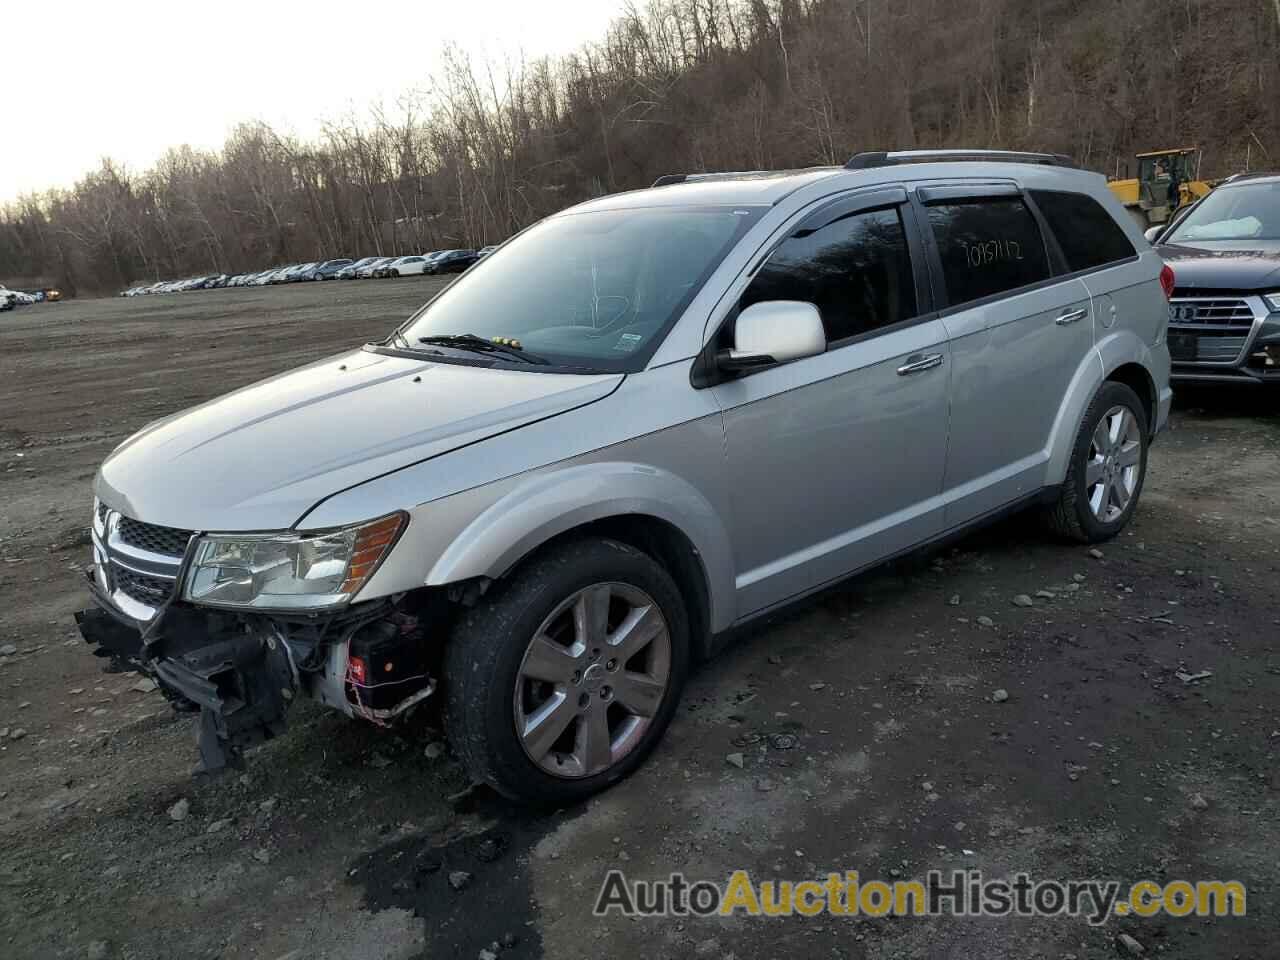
[1045,381,1149,543]
[390,270,399,278]
[444,537,690,806]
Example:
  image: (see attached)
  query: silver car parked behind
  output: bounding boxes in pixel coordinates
[79,149,1172,805]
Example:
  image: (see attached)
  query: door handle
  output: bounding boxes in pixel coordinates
[896,353,944,376]
[1055,308,1088,326]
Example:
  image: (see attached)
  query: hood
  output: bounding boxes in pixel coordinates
[1157,241,1280,292]
[97,348,622,532]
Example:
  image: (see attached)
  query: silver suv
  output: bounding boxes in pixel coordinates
[78,150,1173,804]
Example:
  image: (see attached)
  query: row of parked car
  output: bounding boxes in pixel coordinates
[118,246,498,297]
[0,283,62,311]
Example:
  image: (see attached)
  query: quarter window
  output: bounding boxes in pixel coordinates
[1030,190,1136,271]
[926,198,1051,306]
[740,206,917,343]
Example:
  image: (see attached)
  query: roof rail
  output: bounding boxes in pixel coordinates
[845,149,1076,170]
[650,170,774,188]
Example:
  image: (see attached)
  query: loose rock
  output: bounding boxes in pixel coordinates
[1189,792,1210,811]
[0,644,17,657]
[976,616,995,628]
[726,752,745,769]
[168,799,190,821]
[1012,594,1033,607]
[131,678,157,694]
[9,728,27,741]
[448,870,472,891]
[947,594,961,606]
[253,848,272,864]
[992,689,1009,703]
[206,818,232,834]
[423,742,446,760]
[1117,932,1145,956]
[1089,548,1104,560]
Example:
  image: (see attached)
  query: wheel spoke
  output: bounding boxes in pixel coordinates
[577,702,613,774]
[520,691,576,761]
[520,634,580,684]
[1107,410,1125,449]
[1085,458,1106,488]
[1112,473,1131,510]
[1089,481,1105,516]
[607,603,665,662]
[574,585,612,647]
[1116,440,1141,468]
[1092,418,1112,457]
[611,671,665,718]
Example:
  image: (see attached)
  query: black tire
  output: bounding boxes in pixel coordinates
[1045,380,1149,543]
[390,270,399,278]
[444,537,690,806]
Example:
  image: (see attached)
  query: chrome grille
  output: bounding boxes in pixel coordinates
[117,517,193,558]
[1167,295,1264,367]
[114,568,176,606]
[1169,298,1253,328]
[91,504,192,620]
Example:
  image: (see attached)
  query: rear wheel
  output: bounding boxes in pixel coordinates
[1046,381,1149,542]
[444,538,689,805]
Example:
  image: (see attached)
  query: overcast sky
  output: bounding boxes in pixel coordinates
[0,0,625,202]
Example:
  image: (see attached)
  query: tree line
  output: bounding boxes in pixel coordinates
[2,0,1278,297]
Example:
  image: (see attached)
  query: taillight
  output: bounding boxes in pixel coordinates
[1159,263,1175,300]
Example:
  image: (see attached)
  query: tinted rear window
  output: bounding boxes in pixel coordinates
[1031,190,1136,271]
[926,198,1052,306]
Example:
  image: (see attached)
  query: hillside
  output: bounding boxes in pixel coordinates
[2,0,1278,296]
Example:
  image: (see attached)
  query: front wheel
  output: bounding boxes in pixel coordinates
[1045,381,1149,542]
[444,538,689,806]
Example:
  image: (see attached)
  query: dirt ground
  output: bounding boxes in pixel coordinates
[1,281,1278,960]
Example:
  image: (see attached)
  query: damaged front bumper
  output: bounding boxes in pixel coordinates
[76,568,437,774]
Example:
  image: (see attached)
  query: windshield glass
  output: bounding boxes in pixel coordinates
[397,206,762,372]
[1166,182,1280,243]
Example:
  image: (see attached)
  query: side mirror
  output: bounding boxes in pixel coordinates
[719,300,826,372]
[1144,226,1163,244]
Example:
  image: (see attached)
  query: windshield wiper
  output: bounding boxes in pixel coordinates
[417,333,549,365]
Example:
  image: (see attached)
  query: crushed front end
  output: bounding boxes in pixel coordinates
[76,503,443,773]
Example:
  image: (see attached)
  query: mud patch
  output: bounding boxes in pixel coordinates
[350,790,580,959]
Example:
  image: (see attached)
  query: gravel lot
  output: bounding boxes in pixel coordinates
[1,282,1279,960]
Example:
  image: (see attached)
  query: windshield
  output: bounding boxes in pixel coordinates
[1166,182,1280,243]
[397,206,762,372]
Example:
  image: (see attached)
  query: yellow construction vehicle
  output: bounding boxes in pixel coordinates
[1108,147,1214,229]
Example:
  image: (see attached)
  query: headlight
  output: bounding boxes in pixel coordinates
[184,513,406,611]
[1264,292,1280,313]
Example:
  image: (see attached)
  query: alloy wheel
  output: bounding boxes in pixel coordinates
[1085,405,1142,522]
[513,582,671,779]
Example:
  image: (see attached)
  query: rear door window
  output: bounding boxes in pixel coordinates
[925,198,1052,307]
[740,206,918,344]
[1030,190,1136,271]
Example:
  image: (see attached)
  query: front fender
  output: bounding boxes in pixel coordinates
[426,462,737,632]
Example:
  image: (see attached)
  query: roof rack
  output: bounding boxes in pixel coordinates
[650,170,774,188]
[845,149,1076,170]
